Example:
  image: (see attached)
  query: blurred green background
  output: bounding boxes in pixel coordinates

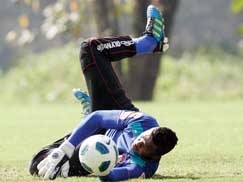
[0,0,243,103]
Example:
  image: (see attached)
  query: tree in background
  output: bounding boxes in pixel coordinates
[127,0,179,100]
[231,0,243,34]
[231,0,243,52]
[6,0,179,101]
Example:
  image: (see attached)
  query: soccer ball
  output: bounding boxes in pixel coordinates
[79,134,118,176]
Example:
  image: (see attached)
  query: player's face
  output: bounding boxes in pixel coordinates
[131,127,161,160]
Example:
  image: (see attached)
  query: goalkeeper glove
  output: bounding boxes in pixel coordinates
[37,140,75,180]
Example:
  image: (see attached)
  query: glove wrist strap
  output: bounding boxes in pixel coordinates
[59,140,75,158]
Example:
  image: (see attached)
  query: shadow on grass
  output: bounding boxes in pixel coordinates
[153,174,200,180]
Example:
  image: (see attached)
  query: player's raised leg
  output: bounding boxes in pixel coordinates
[80,36,139,111]
[79,5,166,111]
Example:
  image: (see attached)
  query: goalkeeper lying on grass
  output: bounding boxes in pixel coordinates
[29,5,178,181]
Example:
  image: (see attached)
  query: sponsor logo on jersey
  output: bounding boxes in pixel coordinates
[97,40,134,51]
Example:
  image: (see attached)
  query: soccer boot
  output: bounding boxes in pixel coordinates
[144,5,169,52]
[72,88,91,116]
[144,5,164,42]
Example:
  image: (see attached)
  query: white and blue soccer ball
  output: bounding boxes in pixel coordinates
[79,134,118,176]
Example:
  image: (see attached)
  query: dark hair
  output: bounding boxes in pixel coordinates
[152,127,178,156]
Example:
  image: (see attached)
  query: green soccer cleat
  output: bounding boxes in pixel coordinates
[144,5,165,43]
[72,88,91,116]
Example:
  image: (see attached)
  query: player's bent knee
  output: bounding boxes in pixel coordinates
[80,37,97,57]
[79,39,95,70]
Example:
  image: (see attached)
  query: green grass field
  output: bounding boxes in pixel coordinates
[1,100,243,182]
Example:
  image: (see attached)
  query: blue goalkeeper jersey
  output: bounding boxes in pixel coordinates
[67,110,160,181]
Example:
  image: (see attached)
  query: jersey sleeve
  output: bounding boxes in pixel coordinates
[99,160,159,181]
[98,164,144,181]
[68,110,138,146]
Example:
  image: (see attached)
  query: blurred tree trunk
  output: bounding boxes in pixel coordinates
[159,0,180,37]
[92,0,118,35]
[125,0,179,100]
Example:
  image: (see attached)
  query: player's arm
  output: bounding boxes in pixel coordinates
[68,110,131,146]
[67,110,149,147]
[99,160,159,181]
[99,164,144,181]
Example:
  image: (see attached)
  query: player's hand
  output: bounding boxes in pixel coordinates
[37,148,69,180]
[37,140,75,180]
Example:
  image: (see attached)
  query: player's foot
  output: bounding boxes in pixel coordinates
[72,88,91,116]
[144,5,164,43]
